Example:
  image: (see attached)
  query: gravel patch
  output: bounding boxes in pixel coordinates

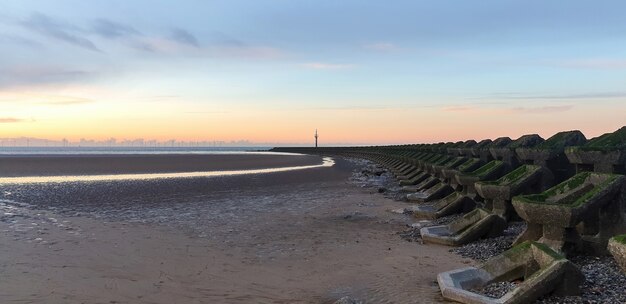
[345,158,404,201]
[537,255,626,304]
[470,281,518,299]
[450,222,525,261]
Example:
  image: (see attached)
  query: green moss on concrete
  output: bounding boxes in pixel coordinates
[433,156,453,165]
[468,160,503,178]
[508,134,544,149]
[462,140,477,148]
[613,234,626,245]
[475,139,493,149]
[516,172,591,203]
[570,175,620,207]
[503,241,533,257]
[483,165,538,186]
[536,130,586,150]
[502,241,565,261]
[489,137,513,148]
[532,242,566,260]
[580,126,626,151]
[449,141,465,148]
[514,172,621,208]
[458,159,481,172]
[427,154,447,164]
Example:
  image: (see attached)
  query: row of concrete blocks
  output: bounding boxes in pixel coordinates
[272,127,626,303]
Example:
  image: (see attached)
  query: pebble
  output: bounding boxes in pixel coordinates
[451,222,525,261]
[470,281,518,299]
[537,256,626,304]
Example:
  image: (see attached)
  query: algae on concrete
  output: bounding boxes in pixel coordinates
[534,130,587,151]
[468,160,504,178]
[458,158,481,172]
[582,126,626,151]
[514,172,621,208]
[614,234,626,245]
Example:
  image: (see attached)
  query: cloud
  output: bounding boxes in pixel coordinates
[92,18,140,39]
[134,35,284,59]
[481,91,626,100]
[0,66,92,89]
[440,104,573,115]
[510,105,573,114]
[301,62,355,70]
[441,106,475,112]
[169,28,199,47]
[37,96,93,105]
[0,34,43,49]
[364,42,401,51]
[208,32,246,47]
[559,59,626,70]
[20,12,100,52]
[0,117,25,123]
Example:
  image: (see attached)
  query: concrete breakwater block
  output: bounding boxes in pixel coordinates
[455,160,506,199]
[437,241,583,304]
[399,171,430,186]
[448,140,478,157]
[425,155,454,175]
[412,176,440,192]
[413,192,476,219]
[442,158,483,189]
[515,130,587,187]
[406,181,453,203]
[433,156,468,179]
[421,208,507,246]
[566,126,626,174]
[608,235,626,273]
[512,172,626,255]
[397,168,423,181]
[475,165,544,220]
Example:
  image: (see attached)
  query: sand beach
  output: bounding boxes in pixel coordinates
[0,154,468,303]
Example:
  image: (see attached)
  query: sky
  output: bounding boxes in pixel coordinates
[0,0,625,145]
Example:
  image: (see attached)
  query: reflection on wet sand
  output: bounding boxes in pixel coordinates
[0,157,334,184]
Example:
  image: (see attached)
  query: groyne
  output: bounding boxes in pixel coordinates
[273,127,626,303]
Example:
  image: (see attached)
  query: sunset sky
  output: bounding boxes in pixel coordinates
[1,1,625,145]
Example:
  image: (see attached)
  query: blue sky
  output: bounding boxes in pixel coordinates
[1,1,625,144]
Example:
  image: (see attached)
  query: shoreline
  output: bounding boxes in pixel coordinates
[0,157,470,303]
[0,153,321,177]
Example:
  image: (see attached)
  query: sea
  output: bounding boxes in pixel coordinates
[0,146,274,155]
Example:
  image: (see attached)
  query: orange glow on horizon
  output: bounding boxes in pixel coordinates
[1,86,624,145]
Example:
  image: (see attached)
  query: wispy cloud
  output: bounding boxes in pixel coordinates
[479,91,626,100]
[0,34,43,49]
[558,59,626,70]
[0,117,25,123]
[91,18,140,39]
[0,66,93,89]
[133,35,283,59]
[37,96,93,105]
[440,104,574,115]
[364,42,401,51]
[20,12,100,52]
[301,62,355,70]
[208,31,246,47]
[510,105,573,114]
[441,106,475,112]
[169,28,199,47]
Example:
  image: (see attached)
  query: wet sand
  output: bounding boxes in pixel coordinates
[0,153,321,177]
[0,157,470,303]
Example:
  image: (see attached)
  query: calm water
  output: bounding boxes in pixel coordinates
[0,146,275,155]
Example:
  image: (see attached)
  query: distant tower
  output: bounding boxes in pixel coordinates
[314,129,319,148]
